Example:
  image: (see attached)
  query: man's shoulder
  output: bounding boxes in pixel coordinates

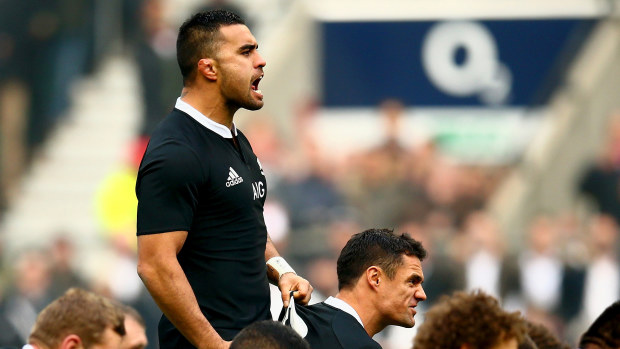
[296,302,381,349]
[144,110,207,162]
[297,301,342,320]
[331,311,381,349]
[150,109,201,141]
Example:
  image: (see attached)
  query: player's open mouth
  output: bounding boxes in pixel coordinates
[252,75,263,96]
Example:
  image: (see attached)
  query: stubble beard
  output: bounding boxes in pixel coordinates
[220,69,264,112]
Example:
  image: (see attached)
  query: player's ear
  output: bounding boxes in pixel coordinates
[366,266,381,290]
[197,58,217,81]
[60,334,83,349]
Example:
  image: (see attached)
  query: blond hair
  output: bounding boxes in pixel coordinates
[29,288,125,348]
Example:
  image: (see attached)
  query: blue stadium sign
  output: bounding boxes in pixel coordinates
[321,19,594,107]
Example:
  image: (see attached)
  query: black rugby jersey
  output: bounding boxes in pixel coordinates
[293,302,382,349]
[136,99,271,347]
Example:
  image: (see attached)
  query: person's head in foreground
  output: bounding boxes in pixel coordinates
[579,301,620,349]
[230,320,310,349]
[519,320,570,349]
[28,288,126,349]
[337,228,427,334]
[413,290,525,349]
[117,304,148,349]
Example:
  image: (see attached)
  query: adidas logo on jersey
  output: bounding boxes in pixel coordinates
[226,167,244,187]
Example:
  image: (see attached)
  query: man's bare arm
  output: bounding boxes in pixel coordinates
[265,234,313,307]
[137,231,229,349]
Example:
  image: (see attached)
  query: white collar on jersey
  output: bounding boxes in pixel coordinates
[325,296,364,327]
[175,97,238,139]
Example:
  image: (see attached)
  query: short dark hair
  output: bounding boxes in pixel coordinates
[579,301,620,349]
[336,228,426,290]
[231,320,310,349]
[414,290,526,349]
[177,9,245,84]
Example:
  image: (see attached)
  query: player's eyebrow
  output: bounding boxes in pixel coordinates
[410,274,424,284]
[239,43,258,52]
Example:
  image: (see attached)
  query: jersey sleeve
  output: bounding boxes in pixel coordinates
[136,140,205,235]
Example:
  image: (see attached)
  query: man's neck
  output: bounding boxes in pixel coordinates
[180,88,237,129]
[335,290,384,337]
[24,342,44,349]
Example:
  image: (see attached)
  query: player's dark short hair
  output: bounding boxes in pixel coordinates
[230,320,310,349]
[579,301,620,349]
[336,228,426,290]
[177,9,245,84]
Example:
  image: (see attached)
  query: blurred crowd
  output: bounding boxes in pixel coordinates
[1,0,619,349]
[0,0,96,210]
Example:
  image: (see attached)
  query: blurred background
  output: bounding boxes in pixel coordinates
[1,0,620,347]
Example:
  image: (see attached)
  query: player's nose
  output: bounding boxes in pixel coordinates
[416,286,427,302]
[256,52,266,68]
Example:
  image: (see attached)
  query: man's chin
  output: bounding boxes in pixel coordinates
[396,318,415,328]
[243,101,264,111]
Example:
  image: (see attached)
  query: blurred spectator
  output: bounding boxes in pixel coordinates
[0,2,36,208]
[304,255,338,302]
[554,214,620,344]
[462,211,507,299]
[325,217,362,257]
[0,0,29,210]
[122,0,147,47]
[273,101,346,267]
[581,215,620,325]
[413,290,526,349]
[101,236,143,305]
[580,112,620,224]
[519,216,563,314]
[22,0,59,153]
[48,235,85,299]
[27,288,125,349]
[373,99,409,165]
[578,300,620,349]
[133,0,180,138]
[230,320,309,349]
[25,0,95,153]
[0,249,54,345]
[243,116,287,187]
[47,0,95,122]
[0,0,97,194]
[344,99,421,229]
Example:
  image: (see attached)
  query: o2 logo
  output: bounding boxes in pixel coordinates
[422,21,512,105]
